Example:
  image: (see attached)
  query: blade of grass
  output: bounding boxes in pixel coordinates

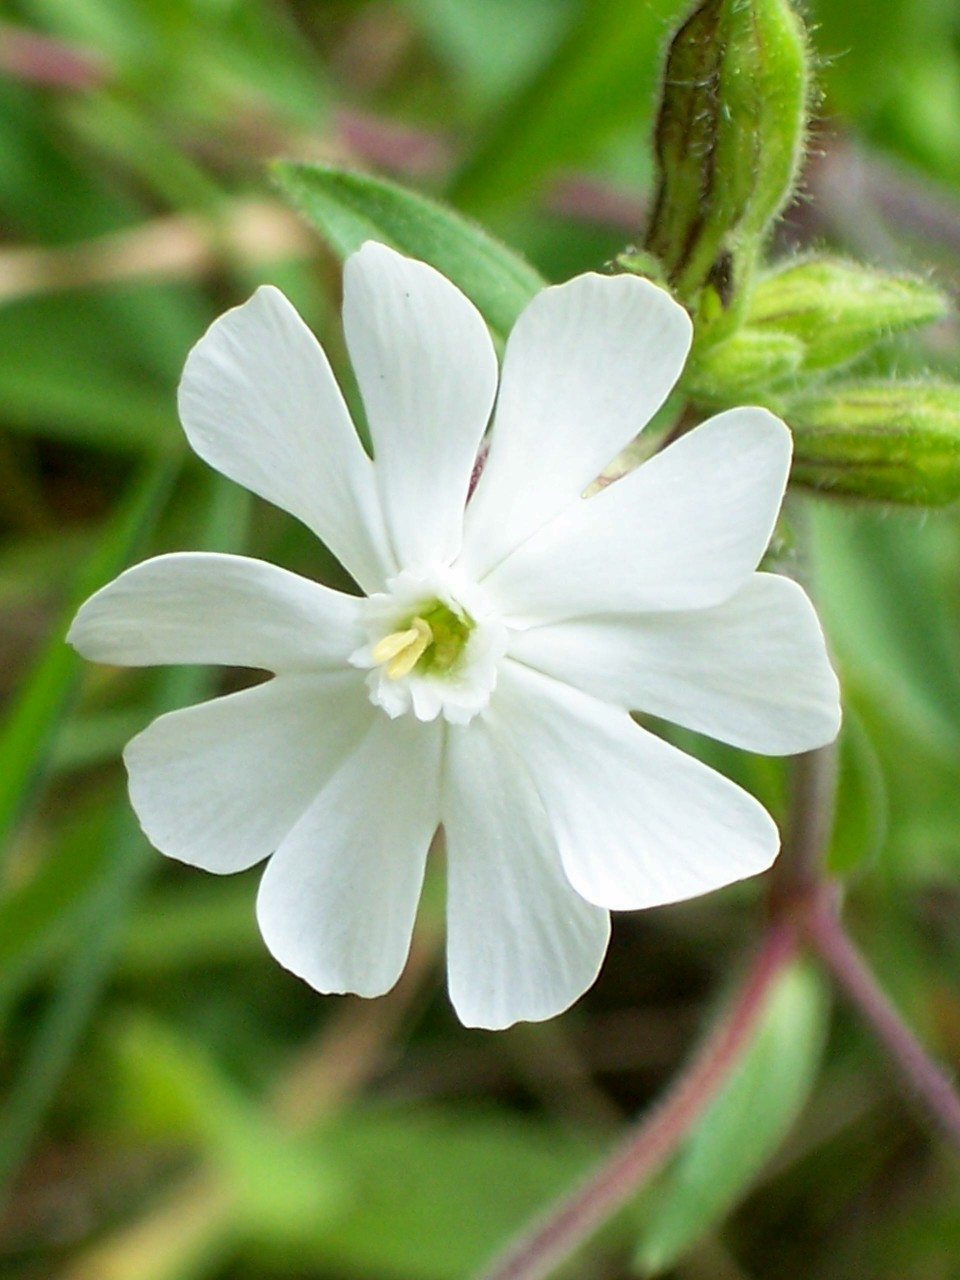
[0,457,179,866]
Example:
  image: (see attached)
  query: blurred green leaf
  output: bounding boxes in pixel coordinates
[272,161,544,341]
[113,1010,342,1240]
[0,794,112,1021]
[634,962,828,1275]
[50,706,147,773]
[811,503,960,759]
[67,92,224,214]
[0,458,177,863]
[403,0,574,113]
[448,0,679,216]
[310,1106,598,1279]
[117,879,260,975]
[809,0,960,182]
[0,477,246,1205]
[0,78,135,243]
[0,287,204,451]
[828,711,889,877]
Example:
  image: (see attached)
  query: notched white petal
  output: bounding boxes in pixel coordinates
[178,285,393,592]
[443,716,610,1030]
[125,672,373,874]
[497,662,780,912]
[343,242,498,570]
[483,407,793,625]
[68,552,364,674]
[462,271,693,578]
[509,572,841,755]
[256,713,442,997]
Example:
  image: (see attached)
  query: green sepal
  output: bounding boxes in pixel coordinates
[644,0,809,305]
[614,247,670,288]
[684,326,805,407]
[749,258,950,370]
[790,380,960,505]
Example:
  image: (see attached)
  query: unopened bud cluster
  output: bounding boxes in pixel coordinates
[628,0,960,507]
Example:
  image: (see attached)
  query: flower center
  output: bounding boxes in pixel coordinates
[370,601,473,680]
[350,568,506,725]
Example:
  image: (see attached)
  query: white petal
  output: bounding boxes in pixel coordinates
[497,663,779,911]
[342,242,498,569]
[68,553,364,673]
[482,409,792,625]
[178,286,393,593]
[256,713,442,998]
[125,672,373,874]
[461,272,692,578]
[442,717,610,1030]
[509,574,842,754]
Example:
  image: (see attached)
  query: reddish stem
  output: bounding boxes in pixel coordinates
[478,922,798,1280]
[805,894,960,1151]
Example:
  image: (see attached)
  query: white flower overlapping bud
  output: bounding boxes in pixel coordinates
[68,242,841,1030]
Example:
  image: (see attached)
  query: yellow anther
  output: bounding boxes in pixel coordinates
[372,616,434,680]
[371,627,419,665]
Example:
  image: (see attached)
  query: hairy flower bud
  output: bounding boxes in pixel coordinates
[790,381,960,505]
[685,327,805,407]
[644,0,810,305]
[748,259,950,370]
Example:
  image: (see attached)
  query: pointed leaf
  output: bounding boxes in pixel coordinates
[635,962,828,1275]
[272,161,543,341]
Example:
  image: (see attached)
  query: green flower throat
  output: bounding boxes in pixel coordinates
[371,600,474,680]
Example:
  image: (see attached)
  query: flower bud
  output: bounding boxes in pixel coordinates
[684,327,804,407]
[644,0,809,304]
[790,381,960,505]
[748,259,950,370]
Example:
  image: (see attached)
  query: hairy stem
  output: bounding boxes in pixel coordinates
[477,922,798,1280]
[806,895,960,1151]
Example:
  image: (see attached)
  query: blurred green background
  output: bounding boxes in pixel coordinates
[2,1,960,1277]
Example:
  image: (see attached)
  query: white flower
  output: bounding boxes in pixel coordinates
[68,242,840,1030]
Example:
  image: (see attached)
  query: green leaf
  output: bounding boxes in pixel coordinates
[810,503,960,759]
[402,0,575,112]
[635,962,828,1275]
[272,162,544,342]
